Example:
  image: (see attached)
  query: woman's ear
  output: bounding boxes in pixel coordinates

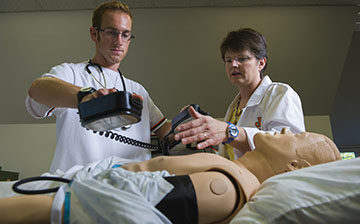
[286,159,311,171]
[258,57,267,71]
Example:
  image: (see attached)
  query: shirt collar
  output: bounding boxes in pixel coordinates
[246,75,272,107]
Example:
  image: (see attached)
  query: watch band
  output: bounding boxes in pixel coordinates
[223,122,239,144]
[77,87,96,104]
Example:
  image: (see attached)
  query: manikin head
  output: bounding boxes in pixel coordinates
[237,128,341,183]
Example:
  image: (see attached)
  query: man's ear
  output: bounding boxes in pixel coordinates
[90,27,98,42]
[286,159,311,171]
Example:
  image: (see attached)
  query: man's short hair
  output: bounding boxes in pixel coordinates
[92,1,132,28]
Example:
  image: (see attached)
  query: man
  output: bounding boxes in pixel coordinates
[26,1,170,173]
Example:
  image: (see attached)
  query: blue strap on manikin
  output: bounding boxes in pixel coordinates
[111,164,122,168]
[63,182,72,224]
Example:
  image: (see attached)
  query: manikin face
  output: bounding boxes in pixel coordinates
[224,49,265,89]
[237,128,341,183]
[90,10,132,67]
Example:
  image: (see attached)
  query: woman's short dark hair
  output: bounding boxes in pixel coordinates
[220,28,268,77]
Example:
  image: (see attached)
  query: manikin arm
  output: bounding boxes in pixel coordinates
[0,195,53,224]
[189,171,238,224]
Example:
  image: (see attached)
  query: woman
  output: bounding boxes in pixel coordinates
[175,28,305,160]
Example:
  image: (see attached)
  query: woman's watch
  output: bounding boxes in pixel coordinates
[223,122,239,144]
[77,87,96,104]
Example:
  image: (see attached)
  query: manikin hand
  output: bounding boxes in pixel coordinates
[174,106,228,149]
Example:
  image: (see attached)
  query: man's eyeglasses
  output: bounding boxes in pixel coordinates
[224,56,252,64]
[95,27,135,42]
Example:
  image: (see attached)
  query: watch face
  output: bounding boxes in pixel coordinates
[229,125,239,137]
[230,126,237,135]
[80,87,95,92]
[224,123,238,144]
[77,87,96,104]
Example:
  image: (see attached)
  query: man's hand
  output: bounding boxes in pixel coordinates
[80,88,118,103]
[174,106,228,149]
[131,92,144,101]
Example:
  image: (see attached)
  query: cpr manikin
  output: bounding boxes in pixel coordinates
[122,128,341,223]
[0,129,340,224]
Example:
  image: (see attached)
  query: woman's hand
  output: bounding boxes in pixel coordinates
[174,106,228,149]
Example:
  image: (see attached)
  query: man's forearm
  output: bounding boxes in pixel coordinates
[28,77,80,109]
[154,121,172,139]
